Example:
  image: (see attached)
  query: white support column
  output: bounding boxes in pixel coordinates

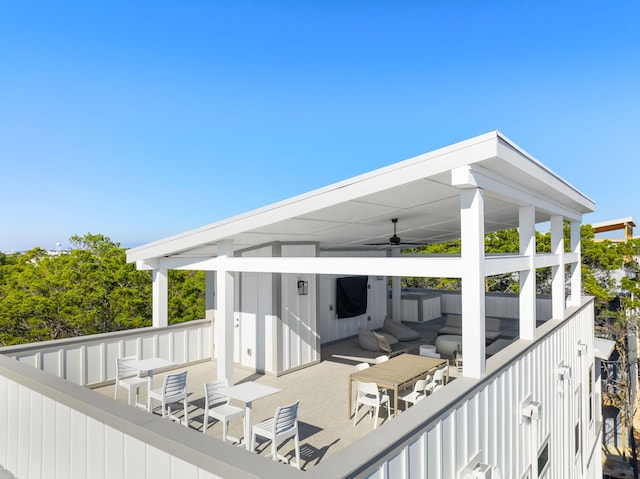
[460,188,486,379]
[152,268,168,328]
[519,205,536,340]
[205,271,215,358]
[216,240,235,383]
[550,215,565,319]
[391,247,402,322]
[567,220,582,307]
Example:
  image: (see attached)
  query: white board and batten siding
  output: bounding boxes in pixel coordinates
[318,250,388,344]
[0,354,292,479]
[357,301,600,479]
[0,319,211,387]
[281,244,319,371]
[230,244,320,374]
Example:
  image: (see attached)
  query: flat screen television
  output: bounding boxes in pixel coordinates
[336,276,368,318]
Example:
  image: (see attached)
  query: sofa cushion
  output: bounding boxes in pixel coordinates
[383,318,421,342]
[374,332,393,353]
[378,332,399,345]
[358,328,380,352]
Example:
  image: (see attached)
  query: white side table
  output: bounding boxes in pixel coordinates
[419,344,437,356]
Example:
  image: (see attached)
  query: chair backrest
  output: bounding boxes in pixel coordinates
[163,371,188,395]
[413,378,428,393]
[432,366,446,384]
[355,362,370,372]
[356,381,380,399]
[116,357,139,379]
[204,379,230,410]
[273,400,299,435]
[375,355,389,363]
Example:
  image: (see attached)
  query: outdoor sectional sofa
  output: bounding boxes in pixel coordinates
[437,314,502,340]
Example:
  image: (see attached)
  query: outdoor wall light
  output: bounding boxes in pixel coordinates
[577,341,587,354]
[558,364,571,380]
[297,280,308,295]
[521,401,541,421]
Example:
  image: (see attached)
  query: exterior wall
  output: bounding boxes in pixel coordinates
[0,320,211,387]
[230,243,320,374]
[236,245,276,372]
[280,244,319,371]
[318,251,388,344]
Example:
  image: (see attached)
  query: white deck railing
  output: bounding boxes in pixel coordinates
[0,319,211,387]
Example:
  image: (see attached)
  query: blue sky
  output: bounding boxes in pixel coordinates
[1,2,639,251]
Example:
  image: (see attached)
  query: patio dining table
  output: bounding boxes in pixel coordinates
[123,357,176,412]
[219,381,281,451]
[348,353,448,419]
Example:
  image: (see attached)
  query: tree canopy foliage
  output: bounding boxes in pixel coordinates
[0,233,205,346]
[2,226,639,347]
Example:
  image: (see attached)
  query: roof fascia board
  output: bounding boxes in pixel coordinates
[496,134,595,212]
[452,164,585,221]
[126,133,501,263]
[152,255,465,278]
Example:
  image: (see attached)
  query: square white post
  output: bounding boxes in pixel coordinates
[216,240,235,383]
[391,247,402,322]
[519,205,536,340]
[205,271,215,357]
[152,268,168,328]
[460,188,486,379]
[550,215,565,319]
[567,220,582,307]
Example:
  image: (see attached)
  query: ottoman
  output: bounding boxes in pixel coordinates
[435,334,462,359]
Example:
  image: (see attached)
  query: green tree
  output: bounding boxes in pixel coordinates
[0,234,153,345]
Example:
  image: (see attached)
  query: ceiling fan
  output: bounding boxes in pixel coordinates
[366,218,423,247]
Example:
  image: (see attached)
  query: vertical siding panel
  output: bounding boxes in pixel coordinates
[104,426,124,478]
[171,456,199,478]
[6,381,17,475]
[41,397,56,479]
[86,417,105,479]
[146,445,171,479]
[441,414,454,478]
[0,376,7,469]
[28,390,43,479]
[426,425,440,479]
[17,385,30,478]
[69,409,87,479]
[387,448,404,478]
[55,402,71,479]
[124,436,147,479]
[407,434,423,477]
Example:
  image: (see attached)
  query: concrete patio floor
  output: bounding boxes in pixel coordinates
[93,316,515,471]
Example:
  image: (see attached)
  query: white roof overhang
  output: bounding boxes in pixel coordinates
[594,337,616,360]
[126,131,595,264]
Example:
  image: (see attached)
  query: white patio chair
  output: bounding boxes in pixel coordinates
[203,379,245,443]
[398,376,431,408]
[251,400,301,469]
[425,366,447,395]
[114,356,147,407]
[355,362,370,372]
[353,380,390,429]
[455,350,463,373]
[149,371,189,426]
[375,355,389,363]
[352,362,370,414]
